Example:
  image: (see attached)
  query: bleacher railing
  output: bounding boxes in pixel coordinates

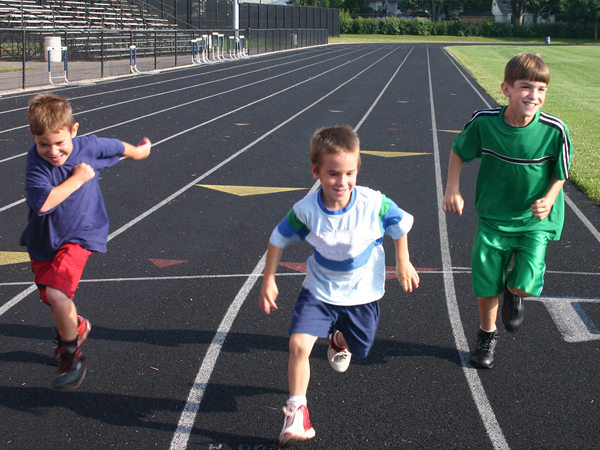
[0,27,328,91]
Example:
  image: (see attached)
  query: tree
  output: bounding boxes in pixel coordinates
[561,0,600,39]
[528,0,560,22]
[510,0,527,24]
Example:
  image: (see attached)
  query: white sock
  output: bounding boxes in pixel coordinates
[480,326,497,333]
[288,396,307,408]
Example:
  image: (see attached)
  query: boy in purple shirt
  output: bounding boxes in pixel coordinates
[21,93,151,390]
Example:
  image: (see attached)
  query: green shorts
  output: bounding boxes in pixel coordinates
[471,228,548,298]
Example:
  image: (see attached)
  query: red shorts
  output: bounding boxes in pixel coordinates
[31,242,92,305]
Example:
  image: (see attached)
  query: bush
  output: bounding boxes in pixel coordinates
[340,15,596,39]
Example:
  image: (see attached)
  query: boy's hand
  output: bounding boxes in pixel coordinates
[531,198,553,220]
[137,137,152,158]
[259,277,279,314]
[122,137,152,160]
[396,260,420,292]
[443,190,465,216]
[72,163,95,185]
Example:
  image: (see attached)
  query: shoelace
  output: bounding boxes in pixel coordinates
[479,335,497,351]
[332,348,350,361]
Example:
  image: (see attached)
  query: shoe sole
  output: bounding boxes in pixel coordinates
[470,358,493,369]
[53,366,87,391]
[279,429,316,447]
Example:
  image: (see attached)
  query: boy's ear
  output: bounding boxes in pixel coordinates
[500,81,511,98]
[311,163,320,180]
[70,122,79,138]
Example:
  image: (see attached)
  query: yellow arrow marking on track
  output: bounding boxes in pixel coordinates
[235,123,251,126]
[0,251,30,266]
[439,129,462,134]
[361,151,430,158]
[329,110,343,113]
[196,185,307,197]
[397,101,409,103]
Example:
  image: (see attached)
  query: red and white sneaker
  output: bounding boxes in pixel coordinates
[327,331,352,373]
[279,402,315,447]
[53,316,92,364]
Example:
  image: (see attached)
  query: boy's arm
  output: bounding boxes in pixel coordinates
[531,175,566,220]
[39,163,95,213]
[259,243,284,314]
[394,234,420,293]
[442,150,465,216]
[122,137,151,160]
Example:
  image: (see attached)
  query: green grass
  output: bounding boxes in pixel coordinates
[330,34,598,45]
[0,66,38,73]
[447,45,600,204]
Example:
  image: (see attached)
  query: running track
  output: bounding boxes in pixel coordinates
[0,43,599,450]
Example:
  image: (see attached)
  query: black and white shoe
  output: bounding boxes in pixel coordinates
[470,329,498,369]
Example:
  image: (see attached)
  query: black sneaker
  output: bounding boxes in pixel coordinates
[470,329,498,369]
[502,286,524,332]
[53,345,86,390]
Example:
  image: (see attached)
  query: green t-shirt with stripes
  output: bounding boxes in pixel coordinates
[452,106,573,240]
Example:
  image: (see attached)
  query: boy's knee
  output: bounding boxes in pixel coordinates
[289,334,315,358]
[45,286,70,307]
[508,286,531,298]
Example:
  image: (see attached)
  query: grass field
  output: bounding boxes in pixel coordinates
[331,35,600,205]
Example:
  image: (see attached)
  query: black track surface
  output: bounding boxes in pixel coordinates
[1,43,599,450]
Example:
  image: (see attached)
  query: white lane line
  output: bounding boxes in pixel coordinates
[442,47,600,246]
[170,46,408,450]
[0,197,25,212]
[429,47,509,450]
[4,268,597,288]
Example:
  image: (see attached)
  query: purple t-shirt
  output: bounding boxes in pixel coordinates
[20,135,125,261]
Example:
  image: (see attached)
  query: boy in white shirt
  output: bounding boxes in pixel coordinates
[259,125,420,446]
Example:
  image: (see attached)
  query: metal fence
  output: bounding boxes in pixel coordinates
[0,27,328,91]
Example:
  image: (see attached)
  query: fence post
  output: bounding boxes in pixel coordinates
[174,30,178,66]
[22,29,26,90]
[154,31,157,70]
[100,30,104,79]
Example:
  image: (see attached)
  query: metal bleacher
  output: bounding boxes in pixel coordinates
[0,0,176,29]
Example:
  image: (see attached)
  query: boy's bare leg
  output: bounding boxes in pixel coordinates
[478,296,499,331]
[288,333,318,396]
[46,286,78,342]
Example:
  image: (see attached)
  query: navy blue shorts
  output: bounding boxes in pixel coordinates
[288,288,380,358]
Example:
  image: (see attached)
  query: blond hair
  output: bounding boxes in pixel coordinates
[504,52,550,86]
[310,125,361,173]
[27,93,75,136]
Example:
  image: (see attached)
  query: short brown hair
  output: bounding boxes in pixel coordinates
[310,125,361,173]
[504,52,550,86]
[27,93,75,136]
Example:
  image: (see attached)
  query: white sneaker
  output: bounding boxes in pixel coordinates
[327,332,352,373]
[279,402,316,447]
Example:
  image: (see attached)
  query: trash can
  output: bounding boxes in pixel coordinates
[44,36,62,62]
[545,36,551,44]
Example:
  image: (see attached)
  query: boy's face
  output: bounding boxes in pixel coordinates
[311,151,359,211]
[501,79,547,122]
[34,123,79,167]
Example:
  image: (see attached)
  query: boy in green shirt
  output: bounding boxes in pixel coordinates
[443,52,573,369]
